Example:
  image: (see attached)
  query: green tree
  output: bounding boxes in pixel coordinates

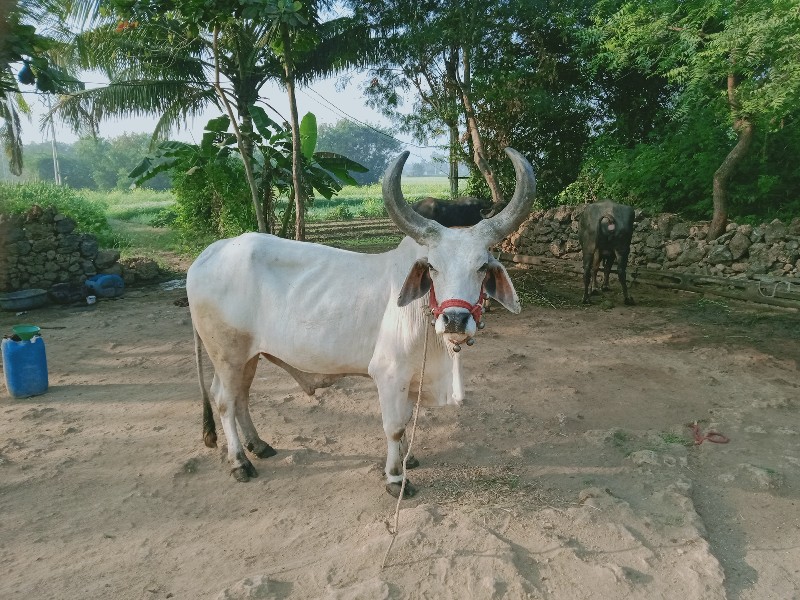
[316,119,401,184]
[588,0,800,237]
[461,0,595,205]
[351,0,596,208]
[351,0,507,204]
[21,133,173,189]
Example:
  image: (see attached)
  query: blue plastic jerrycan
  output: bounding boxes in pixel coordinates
[2,336,49,398]
[85,274,125,298]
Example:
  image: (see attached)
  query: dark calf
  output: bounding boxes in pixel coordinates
[411,196,490,228]
[579,201,635,305]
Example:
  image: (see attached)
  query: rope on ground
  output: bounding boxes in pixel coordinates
[758,280,794,298]
[688,421,730,445]
[382,321,430,569]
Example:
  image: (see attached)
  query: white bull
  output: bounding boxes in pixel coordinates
[187,148,536,497]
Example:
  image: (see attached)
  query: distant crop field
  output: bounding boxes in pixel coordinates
[306,176,450,221]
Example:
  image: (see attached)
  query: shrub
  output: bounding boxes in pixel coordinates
[150,206,179,228]
[356,197,387,218]
[171,159,257,237]
[326,204,354,221]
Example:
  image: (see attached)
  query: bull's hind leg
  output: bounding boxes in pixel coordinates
[616,249,635,305]
[234,356,277,460]
[582,251,601,303]
[601,255,614,291]
[211,361,260,482]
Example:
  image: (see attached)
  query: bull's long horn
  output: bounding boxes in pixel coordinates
[475,148,536,245]
[382,151,444,244]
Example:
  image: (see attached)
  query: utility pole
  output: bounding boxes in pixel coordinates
[46,96,62,185]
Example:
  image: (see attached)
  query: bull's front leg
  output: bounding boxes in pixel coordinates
[373,371,417,499]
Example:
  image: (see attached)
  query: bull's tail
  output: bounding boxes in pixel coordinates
[193,326,217,448]
[598,214,617,239]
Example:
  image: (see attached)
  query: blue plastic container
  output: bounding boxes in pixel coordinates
[2,336,49,398]
[85,274,125,298]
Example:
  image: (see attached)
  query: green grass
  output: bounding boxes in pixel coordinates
[659,432,692,446]
[82,189,175,224]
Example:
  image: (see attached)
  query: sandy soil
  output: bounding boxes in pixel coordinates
[1,259,799,600]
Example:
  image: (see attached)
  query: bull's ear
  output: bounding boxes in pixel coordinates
[484,257,521,313]
[398,258,432,307]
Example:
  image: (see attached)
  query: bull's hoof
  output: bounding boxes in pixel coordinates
[405,456,420,470]
[386,479,417,499]
[582,297,592,305]
[247,441,277,459]
[204,431,217,448]
[590,289,601,296]
[624,297,636,306]
[231,460,258,482]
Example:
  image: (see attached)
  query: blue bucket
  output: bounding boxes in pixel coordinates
[2,336,49,398]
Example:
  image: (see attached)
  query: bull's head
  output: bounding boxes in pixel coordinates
[383,148,536,343]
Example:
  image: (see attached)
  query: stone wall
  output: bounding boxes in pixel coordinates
[0,204,121,293]
[502,204,800,280]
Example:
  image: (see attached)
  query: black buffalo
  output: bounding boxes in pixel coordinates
[411,196,491,228]
[579,201,635,305]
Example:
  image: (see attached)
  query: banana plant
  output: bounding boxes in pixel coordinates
[129,108,367,236]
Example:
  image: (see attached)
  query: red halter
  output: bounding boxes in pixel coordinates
[429,283,486,325]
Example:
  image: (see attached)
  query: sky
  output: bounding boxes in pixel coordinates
[19,72,444,165]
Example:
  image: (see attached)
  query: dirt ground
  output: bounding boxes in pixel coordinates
[1,258,799,600]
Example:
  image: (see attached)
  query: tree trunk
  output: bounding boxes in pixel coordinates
[212,27,266,233]
[261,161,274,234]
[443,50,460,199]
[457,46,503,209]
[448,123,459,198]
[709,71,754,240]
[281,23,305,241]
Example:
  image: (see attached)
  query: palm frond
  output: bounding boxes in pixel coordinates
[50,80,212,136]
[294,16,376,83]
[150,87,221,145]
[1,94,24,175]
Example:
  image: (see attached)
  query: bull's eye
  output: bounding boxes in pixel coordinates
[478,262,489,273]
[429,264,439,274]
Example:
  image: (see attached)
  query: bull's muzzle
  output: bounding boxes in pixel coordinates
[439,309,473,334]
